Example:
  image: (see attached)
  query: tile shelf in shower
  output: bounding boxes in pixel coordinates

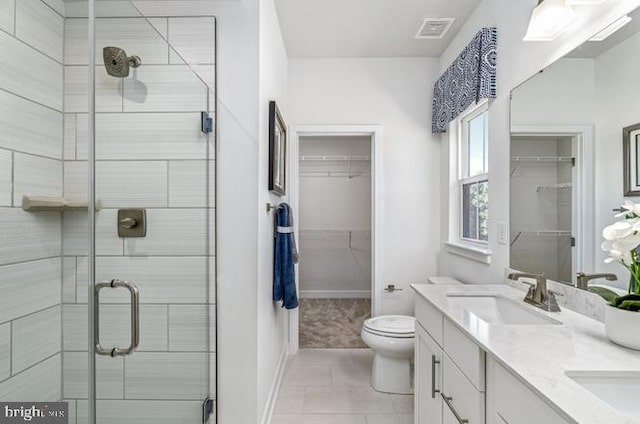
[21,195,102,212]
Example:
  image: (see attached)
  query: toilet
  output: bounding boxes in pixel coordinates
[361,315,416,394]
[361,277,463,394]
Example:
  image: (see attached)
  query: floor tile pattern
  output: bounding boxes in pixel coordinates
[272,349,413,424]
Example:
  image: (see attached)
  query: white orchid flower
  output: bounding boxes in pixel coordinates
[603,221,635,241]
[604,248,633,264]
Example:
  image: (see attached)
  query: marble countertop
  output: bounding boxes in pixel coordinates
[411,283,640,424]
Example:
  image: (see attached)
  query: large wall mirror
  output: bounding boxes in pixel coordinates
[510,8,640,289]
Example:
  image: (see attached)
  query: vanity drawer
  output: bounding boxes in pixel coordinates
[442,354,485,424]
[443,319,485,390]
[415,297,444,346]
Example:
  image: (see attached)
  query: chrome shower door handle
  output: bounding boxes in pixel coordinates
[95,279,140,357]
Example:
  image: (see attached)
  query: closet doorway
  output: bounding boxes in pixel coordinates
[289,126,383,353]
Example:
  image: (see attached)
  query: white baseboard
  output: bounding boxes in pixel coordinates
[261,343,289,424]
[300,290,371,299]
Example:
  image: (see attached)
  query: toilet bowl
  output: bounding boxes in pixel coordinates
[361,315,415,394]
[361,277,464,394]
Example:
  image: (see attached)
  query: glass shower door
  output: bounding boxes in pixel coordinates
[78,5,215,424]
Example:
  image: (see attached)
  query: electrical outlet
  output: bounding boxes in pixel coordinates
[498,222,508,245]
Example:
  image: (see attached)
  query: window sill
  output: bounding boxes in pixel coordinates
[444,241,492,265]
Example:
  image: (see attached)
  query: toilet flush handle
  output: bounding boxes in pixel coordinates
[385,284,403,292]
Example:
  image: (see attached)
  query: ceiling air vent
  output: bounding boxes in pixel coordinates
[415,18,456,40]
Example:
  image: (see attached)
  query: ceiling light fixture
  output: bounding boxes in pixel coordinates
[589,15,632,41]
[524,0,577,41]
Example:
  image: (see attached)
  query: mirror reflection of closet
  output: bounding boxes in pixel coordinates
[510,136,574,284]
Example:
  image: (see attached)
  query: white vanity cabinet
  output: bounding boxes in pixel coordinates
[486,357,572,424]
[415,323,443,424]
[415,295,574,424]
[415,298,485,424]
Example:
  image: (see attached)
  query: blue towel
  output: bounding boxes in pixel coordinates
[273,203,299,309]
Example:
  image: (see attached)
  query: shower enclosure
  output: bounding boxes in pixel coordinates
[0,1,216,423]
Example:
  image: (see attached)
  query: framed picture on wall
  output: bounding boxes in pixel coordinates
[624,123,640,196]
[269,101,287,196]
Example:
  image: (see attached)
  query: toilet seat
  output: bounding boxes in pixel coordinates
[363,315,415,338]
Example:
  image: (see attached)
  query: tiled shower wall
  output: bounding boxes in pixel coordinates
[0,0,64,401]
[60,15,216,424]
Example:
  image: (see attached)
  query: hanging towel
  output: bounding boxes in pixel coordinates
[273,203,299,309]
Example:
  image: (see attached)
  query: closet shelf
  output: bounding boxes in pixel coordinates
[300,229,371,252]
[21,195,101,211]
[300,229,371,235]
[512,230,571,236]
[299,171,371,178]
[510,156,574,163]
[510,230,572,247]
[299,155,370,162]
[537,182,573,191]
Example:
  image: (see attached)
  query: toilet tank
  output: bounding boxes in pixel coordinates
[427,276,464,285]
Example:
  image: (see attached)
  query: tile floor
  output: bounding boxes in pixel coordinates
[271,348,413,424]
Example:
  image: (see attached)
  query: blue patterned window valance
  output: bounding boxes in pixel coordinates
[432,27,497,133]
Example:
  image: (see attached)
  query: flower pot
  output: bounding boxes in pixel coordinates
[605,305,640,350]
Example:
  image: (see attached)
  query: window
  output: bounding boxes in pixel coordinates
[459,105,489,244]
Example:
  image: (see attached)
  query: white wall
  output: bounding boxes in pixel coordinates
[288,57,441,315]
[0,0,64,402]
[438,0,640,285]
[257,0,290,421]
[511,59,595,127]
[298,137,372,296]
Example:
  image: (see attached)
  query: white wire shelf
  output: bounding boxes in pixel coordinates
[510,230,572,247]
[299,229,371,235]
[299,155,371,162]
[510,156,573,163]
[299,171,371,178]
[512,230,572,236]
[537,182,573,191]
[299,155,370,179]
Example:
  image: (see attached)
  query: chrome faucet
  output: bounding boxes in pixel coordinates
[507,272,561,312]
[575,272,617,290]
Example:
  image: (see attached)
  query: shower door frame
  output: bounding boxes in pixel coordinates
[87,3,97,423]
[85,2,217,422]
[288,125,384,354]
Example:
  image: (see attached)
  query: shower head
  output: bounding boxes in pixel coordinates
[103,46,141,78]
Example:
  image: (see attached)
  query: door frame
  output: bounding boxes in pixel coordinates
[511,125,595,285]
[288,125,384,354]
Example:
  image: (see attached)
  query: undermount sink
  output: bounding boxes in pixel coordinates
[446,293,562,325]
[566,371,640,415]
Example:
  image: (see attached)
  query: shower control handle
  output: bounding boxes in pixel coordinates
[95,279,140,357]
[119,217,137,229]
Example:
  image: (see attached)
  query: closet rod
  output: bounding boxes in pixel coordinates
[510,156,573,163]
[299,155,370,162]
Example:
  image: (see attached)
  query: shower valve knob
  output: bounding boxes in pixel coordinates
[119,217,137,229]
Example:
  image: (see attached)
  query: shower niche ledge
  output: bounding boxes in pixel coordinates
[21,195,102,212]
